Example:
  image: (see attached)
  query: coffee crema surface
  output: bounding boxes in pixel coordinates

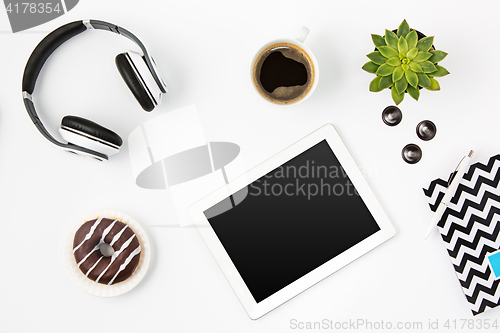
[253,43,315,105]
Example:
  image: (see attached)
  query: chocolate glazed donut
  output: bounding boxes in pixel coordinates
[73,217,141,285]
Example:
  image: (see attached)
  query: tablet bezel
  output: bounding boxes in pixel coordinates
[188,124,396,319]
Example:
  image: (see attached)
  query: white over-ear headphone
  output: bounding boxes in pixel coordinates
[22,19,168,161]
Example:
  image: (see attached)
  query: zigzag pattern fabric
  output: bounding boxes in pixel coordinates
[423,154,500,315]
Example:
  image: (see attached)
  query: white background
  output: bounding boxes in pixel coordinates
[1,0,499,332]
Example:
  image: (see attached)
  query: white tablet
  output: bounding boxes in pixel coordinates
[188,124,396,319]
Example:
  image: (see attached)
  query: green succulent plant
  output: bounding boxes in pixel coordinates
[363,20,449,105]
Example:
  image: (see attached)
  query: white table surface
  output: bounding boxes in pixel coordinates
[1,1,499,332]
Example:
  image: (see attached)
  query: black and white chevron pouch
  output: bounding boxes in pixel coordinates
[423,154,500,315]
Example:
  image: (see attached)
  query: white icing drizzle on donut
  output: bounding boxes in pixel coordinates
[86,256,103,277]
[107,245,141,285]
[95,234,136,284]
[109,224,129,246]
[73,217,103,254]
[76,220,118,268]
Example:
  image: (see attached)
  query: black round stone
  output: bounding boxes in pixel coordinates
[416,120,437,141]
[402,144,422,164]
[382,106,403,126]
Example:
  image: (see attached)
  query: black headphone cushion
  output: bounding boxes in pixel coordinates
[61,116,123,147]
[115,53,155,112]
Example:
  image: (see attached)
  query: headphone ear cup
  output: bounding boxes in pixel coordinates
[60,116,123,157]
[115,53,155,112]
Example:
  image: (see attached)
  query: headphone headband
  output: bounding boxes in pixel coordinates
[22,20,166,95]
[22,21,85,94]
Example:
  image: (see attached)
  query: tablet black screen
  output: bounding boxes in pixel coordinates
[204,140,380,303]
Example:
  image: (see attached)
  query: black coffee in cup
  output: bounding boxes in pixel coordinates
[253,43,315,105]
